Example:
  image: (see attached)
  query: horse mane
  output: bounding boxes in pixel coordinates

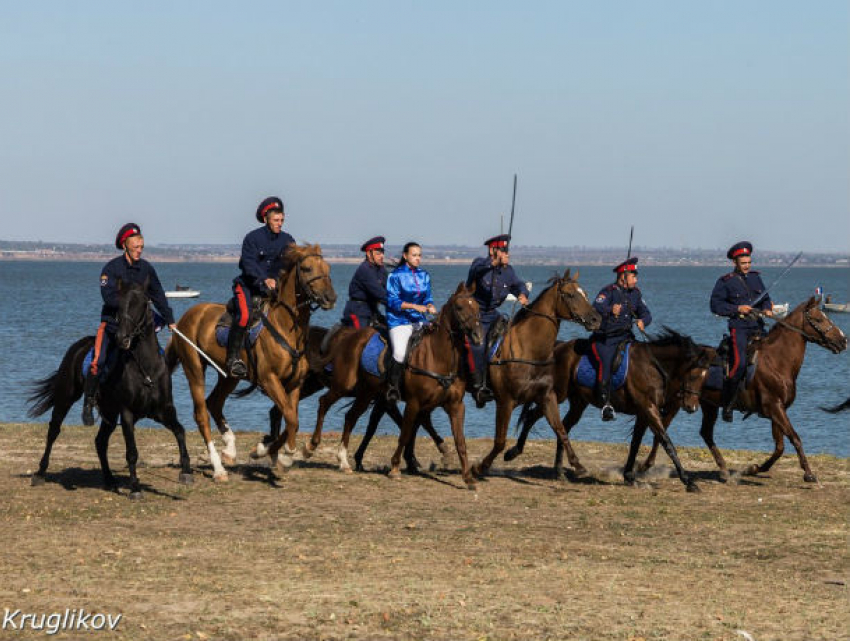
[763,297,817,344]
[512,277,558,323]
[646,326,700,359]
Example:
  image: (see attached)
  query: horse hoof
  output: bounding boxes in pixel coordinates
[503,447,519,462]
[470,463,485,478]
[355,461,365,473]
[221,454,235,466]
[744,464,760,477]
[388,468,402,481]
[574,465,588,478]
[465,479,477,491]
[249,443,266,460]
[803,473,818,483]
[213,472,229,483]
[129,491,143,501]
[340,466,354,475]
[686,482,701,493]
[301,443,315,460]
[31,475,45,487]
[719,469,731,483]
[623,475,636,487]
[555,472,567,483]
[179,472,194,485]
[277,453,294,471]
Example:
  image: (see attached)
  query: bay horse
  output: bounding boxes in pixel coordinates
[27,280,193,498]
[469,269,602,479]
[504,329,714,491]
[638,297,847,483]
[165,244,336,480]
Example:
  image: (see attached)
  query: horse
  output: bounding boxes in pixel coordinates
[468,269,602,479]
[165,244,336,480]
[638,297,847,483]
[27,280,193,498]
[504,329,714,491]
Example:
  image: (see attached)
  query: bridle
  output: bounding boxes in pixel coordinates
[765,307,842,351]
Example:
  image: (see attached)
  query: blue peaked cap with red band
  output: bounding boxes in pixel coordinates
[255,196,284,223]
[484,234,511,248]
[614,257,638,274]
[360,236,385,252]
[115,223,142,250]
[727,241,753,260]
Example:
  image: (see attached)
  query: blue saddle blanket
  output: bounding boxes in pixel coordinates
[81,344,162,378]
[360,332,388,378]
[215,322,264,348]
[488,337,503,362]
[576,342,631,391]
[704,360,756,391]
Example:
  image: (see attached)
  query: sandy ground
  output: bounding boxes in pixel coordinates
[1,422,847,640]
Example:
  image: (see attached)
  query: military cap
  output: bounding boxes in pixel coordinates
[614,256,639,274]
[727,241,753,260]
[255,196,285,223]
[360,236,385,252]
[484,234,511,248]
[115,222,142,250]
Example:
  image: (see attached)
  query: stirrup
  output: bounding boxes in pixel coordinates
[601,403,616,422]
[473,386,493,409]
[81,400,98,426]
[722,406,734,423]
[228,359,247,378]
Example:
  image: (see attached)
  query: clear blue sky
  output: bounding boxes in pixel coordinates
[1,1,847,252]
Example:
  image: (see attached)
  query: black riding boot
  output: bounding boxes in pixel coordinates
[81,371,99,426]
[386,359,403,403]
[470,368,493,408]
[720,378,739,423]
[599,384,615,422]
[225,325,248,378]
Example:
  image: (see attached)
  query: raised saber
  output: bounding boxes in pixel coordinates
[749,251,803,307]
[170,326,229,378]
[626,225,634,260]
[507,174,517,239]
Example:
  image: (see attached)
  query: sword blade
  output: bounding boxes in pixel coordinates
[749,251,803,307]
[171,326,229,378]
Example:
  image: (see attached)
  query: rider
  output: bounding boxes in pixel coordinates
[710,241,773,422]
[340,236,388,329]
[81,223,176,425]
[226,196,295,378]
[385,242,437,402]
[465,233,529,407]
[590,256,652,421]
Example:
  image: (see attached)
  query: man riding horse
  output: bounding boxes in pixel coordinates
[710,241,773,422]
[465,233,529,407]
[340,236,388,329]
[81,222,176,425]
[226,196,295,378]
[589,256,651,421]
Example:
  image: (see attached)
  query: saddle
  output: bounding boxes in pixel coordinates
[575,338,632,391]
[486,315,510,362]
[214,301,265,348]
[704,333,761,391]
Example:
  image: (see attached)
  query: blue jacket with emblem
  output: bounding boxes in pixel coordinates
[465,257,530,322]
[710,270,772,330]
[234,226,296,295]
[341,259,388,324]
[99,255,174,331]
[386,263,434,328]
[592,283,651,337]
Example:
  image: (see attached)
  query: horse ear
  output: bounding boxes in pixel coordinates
[563,268,571,280]
[807,296,819,309]
[454,281,465,295]
[572,268,579,281]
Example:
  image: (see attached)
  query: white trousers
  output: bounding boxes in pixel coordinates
[389,324,417,363]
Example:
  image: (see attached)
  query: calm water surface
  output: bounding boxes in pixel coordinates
[2,260,848,456]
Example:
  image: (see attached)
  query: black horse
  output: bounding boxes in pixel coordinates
[27,280,193,498]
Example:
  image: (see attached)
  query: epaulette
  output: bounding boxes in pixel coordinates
[721,272,735,281]
[750,270,760,275]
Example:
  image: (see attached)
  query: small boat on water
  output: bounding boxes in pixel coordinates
[772,303,790,318]
[165,284,200,299]
[824,302,850,314]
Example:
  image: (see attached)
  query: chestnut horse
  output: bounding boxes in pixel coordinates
[165,244,336,480]
[638,297,847,483]
[470,269,602,479]
[504,329,714,491]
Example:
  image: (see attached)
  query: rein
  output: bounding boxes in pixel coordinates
[762,309,832,346]
[406,304,470,390]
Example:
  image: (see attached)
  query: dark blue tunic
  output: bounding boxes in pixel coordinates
[341,260,387,328]
[590,283,652,385]
[232,226,295,324]
[99,255,174,332]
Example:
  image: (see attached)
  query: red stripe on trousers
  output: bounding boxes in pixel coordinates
[464,337,476,372]
[729,328,740,377]
[350,314,361,330]
[235,284,249,328]
[591,343,603,382]
[91,321,107,375]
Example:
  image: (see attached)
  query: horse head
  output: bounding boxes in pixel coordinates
[791,297,847,354]
[278,244,337,310]
[551,268,601,331]
[445,281,484,346]
[679,345,713,413]
[115,279,152,350]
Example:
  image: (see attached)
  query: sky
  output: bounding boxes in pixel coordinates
[1,1,848,253]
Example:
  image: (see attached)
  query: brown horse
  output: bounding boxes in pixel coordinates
[165,244,336,480]
[638,297,847,483]
[504,329,714,490]
[469,269,602,479]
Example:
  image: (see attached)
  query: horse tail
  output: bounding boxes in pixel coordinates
[514,402,535,435]
[821,396,850,413]
[26,336,93,417]
[164,338,181,373]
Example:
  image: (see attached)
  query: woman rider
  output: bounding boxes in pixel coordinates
[385,242,437,402]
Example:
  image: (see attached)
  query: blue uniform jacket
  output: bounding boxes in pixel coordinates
[99,255,174,331]
[592,283,651,337]
[386,264,434,328]
[342,259,387,323]
[465,257,530,322]
[710,271,772,330]
[234,226,296,295]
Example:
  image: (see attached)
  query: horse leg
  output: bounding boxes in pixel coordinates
[446,400,475,490]
[403,421,423,474]
[645,407,699,492]
[94,412,120,492]
[337,395,372,473]
[503,403,543,462]
[697,403,730,481]
[550,398,588,480]
[623,418,649,486]
[206,375,239,465]
[389,401,421,480]
[32,399,75,485]
[160,404,193,485]
[750,402,816,483]
[250,405,282,459]
[638,410,677,475]
[421,411,452,468]
[120,409,143,499]
[471,399,515,477]
[303,389,342,460]
[354,402,385,472]
[265,380,301,473]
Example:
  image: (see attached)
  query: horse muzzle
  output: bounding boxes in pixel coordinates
[582,313,602,331]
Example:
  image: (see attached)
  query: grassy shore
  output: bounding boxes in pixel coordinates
[1,422,847,640]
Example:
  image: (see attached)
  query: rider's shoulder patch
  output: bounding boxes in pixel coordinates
[595,293,606,303]
[100,274,108,287]
[721,272,734,281]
